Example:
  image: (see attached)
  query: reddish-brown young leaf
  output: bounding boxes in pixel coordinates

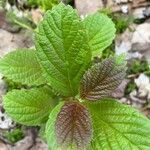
[80,57,126,100]
[55,101,92,150]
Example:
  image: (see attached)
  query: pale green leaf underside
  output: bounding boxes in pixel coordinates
[83,12,116,57]
[3,87,52,126]
[0,49,46,86]
[85,100,150,150]
[35,3,91,97]
[46,102,65,150]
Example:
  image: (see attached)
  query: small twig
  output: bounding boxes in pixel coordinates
[127,73,140,79]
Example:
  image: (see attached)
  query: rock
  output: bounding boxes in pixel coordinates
[12,136,34,150]
[130,90,147,108]
[0,104,15,129]
[30,138,48,150]
[12,127,48,150]
[75,0,103,16]
[12,137,48,150]
[131,23,150,50]
[135,73,149,88]
[115,22,150,61]
[115,29,133,55]
[75,0,150,17]
[133,7,146,19]
[115,40,132,55]
[127,52,143,60]
[144,7,150,17]
[0,29,33,58]
[134,73,150,100]
[107,0,150,13]
[121,5,129,14]
[115,27,142,59]
[31,9,43,25]
[128,73,150,109]
[113,0,128,3]
[0,10,20,33]
[133,7,150,19]
[132,23,150,51]
[120,97,131,105]
[142,108,150,118]
[0,140,11,150]
[143,49,150,63]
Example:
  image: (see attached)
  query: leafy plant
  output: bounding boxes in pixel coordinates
[0,0,6,8]
[0,3,150,150]
[6,10,36,31]
[5,128,24,144]
[128,59,150,76]
[114,15,133,33]
[100,8,133,33]
[125,81,137,95]
[27,0,59,10]
[101,42,115,59]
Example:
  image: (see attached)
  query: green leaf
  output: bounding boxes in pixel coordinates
[39,0,59,10]
[115,53,126,65]
[3,87,52,126]
[55,101,92,150]
[6,10,35,31]
[80,57,126,101]
[0,49,46,86]
[0,0,6,8]
[46,102,65,150]
[83,12,116,57]
[28,0,59,10]
[85,100,150,150]
[35,3,91,97]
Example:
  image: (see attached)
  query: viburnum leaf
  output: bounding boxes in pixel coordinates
[83,12,116,57]
[80,57,126,101]
[85,99,150,150]
[3,86,52,126]
[0,49,46,86]
[55,101,92,150]
[46,102,65,150]
[35,3,91,97]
